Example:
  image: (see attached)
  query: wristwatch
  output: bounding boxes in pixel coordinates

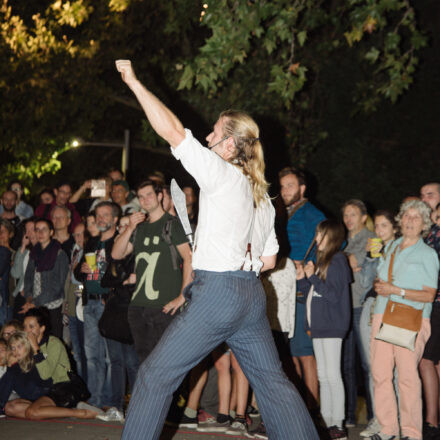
[400,288,406,298]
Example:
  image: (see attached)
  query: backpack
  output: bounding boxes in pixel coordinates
[161,217,182,270]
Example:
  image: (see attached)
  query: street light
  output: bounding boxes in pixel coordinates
[71,130,130,176]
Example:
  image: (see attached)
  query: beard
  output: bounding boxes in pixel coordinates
[97,222,112,233]
[283,190,302,207]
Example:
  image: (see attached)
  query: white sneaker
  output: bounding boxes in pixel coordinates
[96,406,125,422]
[226,419,247,435]
[76,401,104,416]
[360,418,381,437]
[197,417,229,432]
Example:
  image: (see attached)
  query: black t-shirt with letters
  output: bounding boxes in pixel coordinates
[130,213,188,308]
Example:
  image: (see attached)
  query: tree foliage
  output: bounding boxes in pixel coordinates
[0,0,105,188]
[0,0,203,189]
[177,0,427,163]
[0,0,430,199]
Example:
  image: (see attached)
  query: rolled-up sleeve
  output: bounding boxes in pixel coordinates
[262,226,279,257]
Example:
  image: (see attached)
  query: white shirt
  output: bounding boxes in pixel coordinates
[172,129,254,271]
[242,195,279,275]
[262,257,297,337]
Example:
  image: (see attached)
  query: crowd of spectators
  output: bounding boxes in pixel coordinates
[0,170,439,440]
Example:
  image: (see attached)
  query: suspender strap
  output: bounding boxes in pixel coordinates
[240,206,255,271]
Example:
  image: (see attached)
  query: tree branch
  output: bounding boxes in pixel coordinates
[394,3,411,34]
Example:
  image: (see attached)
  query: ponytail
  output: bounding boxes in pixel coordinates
[220,110,269,206]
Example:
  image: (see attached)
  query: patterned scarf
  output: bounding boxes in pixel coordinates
[29,239,61,272]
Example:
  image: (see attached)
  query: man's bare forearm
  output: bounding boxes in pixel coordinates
[180,256,193,295]
[176,242,193,295]
[111,227,133,260]
[116,60,185,147]
[260,254,277,272]
[130,81,185,147]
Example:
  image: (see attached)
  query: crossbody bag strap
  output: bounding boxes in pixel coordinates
[301,232,317,266]
[387,246,398,283]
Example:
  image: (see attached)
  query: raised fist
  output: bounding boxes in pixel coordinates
[115,59,137,86]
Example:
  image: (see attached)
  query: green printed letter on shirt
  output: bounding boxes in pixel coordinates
[132,251,160,300]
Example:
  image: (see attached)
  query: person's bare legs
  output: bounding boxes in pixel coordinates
[251,391,258,410]
[420,358,440,427]
[4,399,32,418]
[213,350,231,416]
[230,352,249,417]
[292,356,302,378]
[186,362,209,411]
[299,355,319,410]
[24,396,99,420]
[230,368,237,414]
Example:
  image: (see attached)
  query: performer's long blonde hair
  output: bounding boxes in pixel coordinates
[220,110,269,207]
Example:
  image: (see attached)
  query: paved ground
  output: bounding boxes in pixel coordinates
[1,395,370,439]
[0,417,366,439]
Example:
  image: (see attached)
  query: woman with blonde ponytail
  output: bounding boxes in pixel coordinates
[116,59,319,440]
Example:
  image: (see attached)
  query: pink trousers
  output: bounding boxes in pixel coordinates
[370,314,430,439]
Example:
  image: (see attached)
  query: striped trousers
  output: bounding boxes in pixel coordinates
[122,270,318,440]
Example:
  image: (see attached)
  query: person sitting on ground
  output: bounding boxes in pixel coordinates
[0,331,52,417]
[0,338,7,378]
[0,320,23,367]
[1,309,99,419]
[0,338,8,416]
[1,320,24,342]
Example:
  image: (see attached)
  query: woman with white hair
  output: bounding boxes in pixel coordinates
[368,199,439,440]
